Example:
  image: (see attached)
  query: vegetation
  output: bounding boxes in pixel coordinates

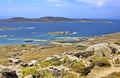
[77,45,87,50]
[22,68,39,78]
[114,42,120,46]
[70,61,87,75]
[39,70,54,78]
[40,59,62,68]
[92,57,111,67]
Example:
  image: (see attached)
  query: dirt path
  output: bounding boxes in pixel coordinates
[87,67,120,78]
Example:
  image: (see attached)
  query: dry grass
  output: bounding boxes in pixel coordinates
[102,72,120,78]
[0,44,83,63]
[19,45,81,62]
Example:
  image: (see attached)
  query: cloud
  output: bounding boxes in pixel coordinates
[76,0,105,7]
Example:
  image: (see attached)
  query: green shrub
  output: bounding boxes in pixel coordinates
[40,60,62,68]
[64,73,79,78]
[39,70,54,78]
[21,44,26,47]
[70,61,87,75]
[62,56,71,65]
[22,67,39,78]
[92,57,111,67]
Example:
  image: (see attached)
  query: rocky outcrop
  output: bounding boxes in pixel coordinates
[86,43,120,57]
[47,31,74,35]
[1,69,18,78]
[8,58,21,64]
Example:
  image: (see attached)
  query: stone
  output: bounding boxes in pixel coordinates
[8,58,21,64]
[86,43,112,57]
[24,75,33,78]
[1,70,18,78]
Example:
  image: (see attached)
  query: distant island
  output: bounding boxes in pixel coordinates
[0,16,112,23]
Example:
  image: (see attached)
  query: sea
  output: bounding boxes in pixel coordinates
[0,20,120,46]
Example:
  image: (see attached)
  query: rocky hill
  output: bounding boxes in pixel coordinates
[0,33,120,78]
[0,16,112,23]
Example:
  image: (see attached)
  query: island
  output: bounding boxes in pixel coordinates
[0,16,112,23]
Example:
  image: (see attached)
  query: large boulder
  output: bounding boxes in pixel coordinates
[86,43,120,57]
[1,70,18,78]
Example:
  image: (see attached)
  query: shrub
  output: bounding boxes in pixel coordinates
[39,70,54,78]
[40,60,62,68]
[21,44,26,47]
[22,68,39,78]
[92,57,111,67]
[62,56,71,64]
[64,73,79,78]
[70,61,87,75]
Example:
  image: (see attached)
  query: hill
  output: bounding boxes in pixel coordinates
[0,16,112,23]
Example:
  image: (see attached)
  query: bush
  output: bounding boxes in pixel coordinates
[64,73,79,78]
[70,61,87,75]
[62,56,71,64]
[92,57,111,67]
[22,68,39,78]
[21,44,26,47]
[39,70,54,78]
[40,60,62,68]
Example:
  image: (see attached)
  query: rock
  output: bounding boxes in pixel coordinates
[52,55,62,59]
[20,62,28,68]
[86,43,112,57]
[66,55,80,61]
[8,58,21,64]
[109,43,120,54]
[86,43,120,57]
[74,51,94,58]
[1,70,18,78]
[47,31,74,35]
[24,75,33,78]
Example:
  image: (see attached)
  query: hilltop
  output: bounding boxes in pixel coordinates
[0,16,112,23]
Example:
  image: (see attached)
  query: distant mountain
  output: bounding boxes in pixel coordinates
[0,16,112,23]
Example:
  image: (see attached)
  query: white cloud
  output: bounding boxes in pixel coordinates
[76,0,105,7]
[45,0,120,8]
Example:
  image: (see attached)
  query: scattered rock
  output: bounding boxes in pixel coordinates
[8,58,21,64]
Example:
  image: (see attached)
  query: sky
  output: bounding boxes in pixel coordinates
[0,0,120,19]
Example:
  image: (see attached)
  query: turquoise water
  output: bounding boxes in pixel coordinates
[0,20,120,45]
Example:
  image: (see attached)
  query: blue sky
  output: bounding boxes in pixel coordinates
[0,0,120,19]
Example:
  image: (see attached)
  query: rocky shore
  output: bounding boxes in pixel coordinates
[0,32,120,78]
